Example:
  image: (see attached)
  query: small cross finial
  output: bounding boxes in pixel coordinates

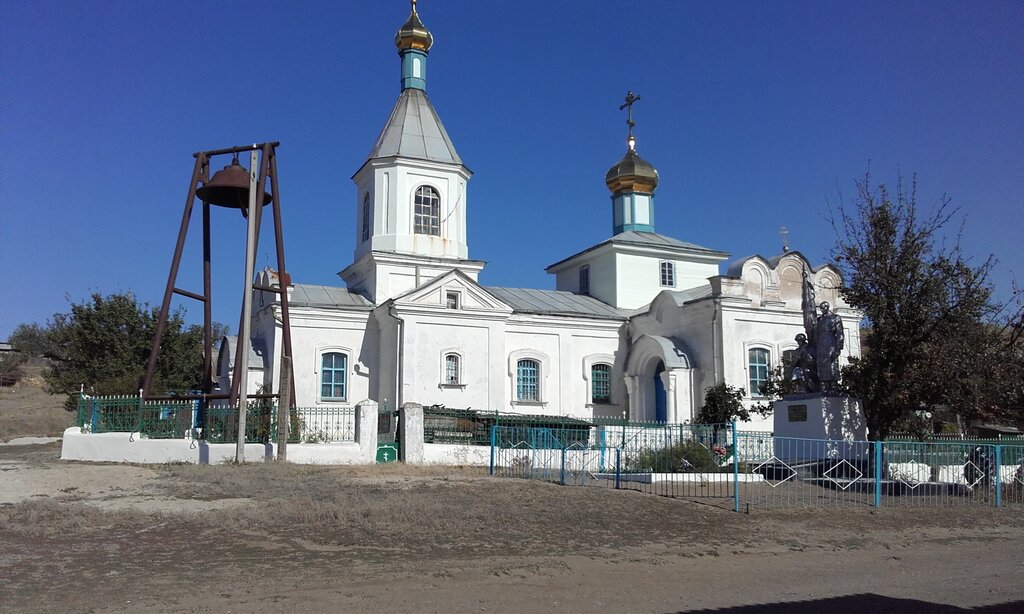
[619,91,641,150]
[411,0,418,13]
[780,225,790,253]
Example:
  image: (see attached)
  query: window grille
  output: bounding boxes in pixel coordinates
[591,363,611,404]
[516,359,539,402]
[414,186,440,236]
[445,354,460,384]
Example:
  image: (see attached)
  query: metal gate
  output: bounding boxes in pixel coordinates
[377,404,400,463]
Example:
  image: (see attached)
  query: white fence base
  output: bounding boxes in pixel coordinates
[60,427,369,465]
[594,472,765,484]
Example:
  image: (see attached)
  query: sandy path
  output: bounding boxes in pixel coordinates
[63,536,1024,613]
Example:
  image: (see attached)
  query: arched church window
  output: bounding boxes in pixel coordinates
[579,265,590,295]
[660,261,675,287]
[414,185,441,236]
[321,352,348,401]
[748,348,770,398]
[444,353,460,385]
[361,193,371,242]
[516,359,539,402]
[591,363,611,404]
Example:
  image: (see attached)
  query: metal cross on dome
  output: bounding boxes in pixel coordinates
[619,91,641,149]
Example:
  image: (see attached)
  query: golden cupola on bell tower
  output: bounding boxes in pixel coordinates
[394,0,433,91]
[606,91,659,234]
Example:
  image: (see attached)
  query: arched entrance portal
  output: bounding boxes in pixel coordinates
[624,334,696,423]
[654,361,667,422]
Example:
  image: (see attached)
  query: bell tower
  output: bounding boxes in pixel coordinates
[342,1,482,303]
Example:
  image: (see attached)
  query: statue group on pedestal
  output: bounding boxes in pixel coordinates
[784,269,845,395]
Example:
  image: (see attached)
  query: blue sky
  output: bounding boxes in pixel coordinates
[2,1,1022,338]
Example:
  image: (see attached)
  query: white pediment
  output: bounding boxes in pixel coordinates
[391,269,513,313]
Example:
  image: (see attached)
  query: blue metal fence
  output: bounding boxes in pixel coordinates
[490,424,1024,511]
[490,422,742,503]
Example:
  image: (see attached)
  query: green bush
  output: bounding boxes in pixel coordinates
[626,440,721,473]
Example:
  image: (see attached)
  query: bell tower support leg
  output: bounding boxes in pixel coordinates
[202,199,213,397]
[268,145,297,408]
[142,154,205,399]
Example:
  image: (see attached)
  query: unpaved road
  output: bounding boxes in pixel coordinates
[1,442,1022,613]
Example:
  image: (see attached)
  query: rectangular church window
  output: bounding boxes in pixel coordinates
[321,352,348,401]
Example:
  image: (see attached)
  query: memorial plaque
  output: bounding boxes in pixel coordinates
[788,404,808,422]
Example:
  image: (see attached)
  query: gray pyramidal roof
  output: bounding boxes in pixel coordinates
[367,88,463,165]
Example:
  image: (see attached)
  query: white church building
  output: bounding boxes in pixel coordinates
[233,4,862,431]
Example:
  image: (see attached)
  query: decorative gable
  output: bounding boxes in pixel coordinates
[391,269,513,314]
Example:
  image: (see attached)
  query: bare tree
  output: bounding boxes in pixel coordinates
[830,173,1023,440]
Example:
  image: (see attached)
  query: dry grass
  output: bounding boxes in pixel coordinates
[3,446,1024,614]
[0,498,154,538]
[0,366,72,441]
[152,461,745,554]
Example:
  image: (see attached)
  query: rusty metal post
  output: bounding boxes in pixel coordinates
[142,154,204,398]
[202,197,212,395]
[268,145,297,408]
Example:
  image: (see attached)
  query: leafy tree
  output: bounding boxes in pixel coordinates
[830,173,1024,440]
[39,292,206,403]
[695,382,770,424]
[9,322,56,359]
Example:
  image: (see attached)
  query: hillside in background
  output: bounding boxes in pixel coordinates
[0,365,72,442]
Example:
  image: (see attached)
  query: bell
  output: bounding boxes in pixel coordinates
[197,158,273,209]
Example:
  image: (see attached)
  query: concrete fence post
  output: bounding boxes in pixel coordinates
[400,402,424,464]
[355,400,378,464]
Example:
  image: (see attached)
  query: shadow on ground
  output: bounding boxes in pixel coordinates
[679,595,1024,613]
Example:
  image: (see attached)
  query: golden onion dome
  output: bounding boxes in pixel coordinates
[395,1,433,52]
[605,139,660,194]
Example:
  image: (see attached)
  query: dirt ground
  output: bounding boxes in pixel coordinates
[1,441,1022,614]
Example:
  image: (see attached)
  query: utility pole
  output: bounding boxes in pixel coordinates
[235,149,259,463]
[277,355,292,461]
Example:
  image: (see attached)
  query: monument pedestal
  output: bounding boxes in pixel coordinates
[773,394,868,461]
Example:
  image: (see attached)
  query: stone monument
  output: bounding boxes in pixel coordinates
[774,268,867,457]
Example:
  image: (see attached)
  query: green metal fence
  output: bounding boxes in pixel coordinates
[75,394,356,444]
[296,406,355,443]
[77,395,196,439]
[423,407,614,445]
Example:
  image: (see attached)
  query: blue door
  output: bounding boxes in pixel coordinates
[654,361,667,422]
